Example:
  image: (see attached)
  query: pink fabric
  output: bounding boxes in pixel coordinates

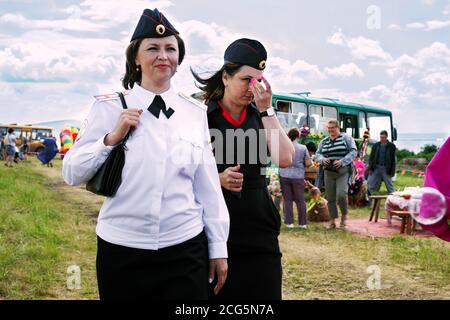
[423,137,450,241]
[354,160,365,178]
[420,192,446,219]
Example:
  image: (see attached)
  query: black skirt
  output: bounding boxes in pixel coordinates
[211,185,282,300]
[96,230,209,300]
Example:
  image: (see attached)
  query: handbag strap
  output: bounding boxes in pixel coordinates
[117,91,128,109]
[116,91,131,145]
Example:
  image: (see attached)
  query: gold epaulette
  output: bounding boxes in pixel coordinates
[178,92,207,111]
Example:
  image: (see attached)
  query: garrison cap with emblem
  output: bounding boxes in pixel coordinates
[131,8,179,42]
[224,38,267,70]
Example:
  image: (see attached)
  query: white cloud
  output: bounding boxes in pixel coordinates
[327,29,345,46]
[406,22,426,30]
[405,19,450,31]
[327,30,392,61]
[425,19,450,30]
[0,82,97,124]
[416,41,450,65]
[0,30,124,83]
[80,0,174,24]
[266,56,326,92]
[388,24,402,30]
[378,42,450,84]
[0,13,107,32]
[347,37,392,61]
[421,72,450,86]
[180,20,237,55]
[324,63,364,78]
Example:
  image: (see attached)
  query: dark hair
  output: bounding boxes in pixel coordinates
[306,141,317,153]
[380,130,388,137]
[122,34,186,90]
[287,128,300,141]
[191,62,243,103]
[8,128,14,134]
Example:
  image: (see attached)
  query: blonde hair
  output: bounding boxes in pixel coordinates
[327,119,339,128]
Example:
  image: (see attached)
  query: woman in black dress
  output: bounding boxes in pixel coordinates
[192,38,294,299]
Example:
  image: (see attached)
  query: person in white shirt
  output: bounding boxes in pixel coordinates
[62,8,229,300]
[4,128,16,167]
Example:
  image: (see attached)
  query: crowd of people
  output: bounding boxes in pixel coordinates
[0,129,59,167]
[273,122,397,230]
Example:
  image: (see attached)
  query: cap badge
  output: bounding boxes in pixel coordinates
[156,24,166,35]
[259,60,266,69]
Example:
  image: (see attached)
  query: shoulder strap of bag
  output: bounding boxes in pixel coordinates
[117,91,128,109]
[116,92,131,145]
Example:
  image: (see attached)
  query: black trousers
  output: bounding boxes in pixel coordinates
[96,231,209,300]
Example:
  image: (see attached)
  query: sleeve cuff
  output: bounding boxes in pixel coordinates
[208,241,228,259]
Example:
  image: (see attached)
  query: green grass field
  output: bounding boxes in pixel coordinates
[0,158,449,299]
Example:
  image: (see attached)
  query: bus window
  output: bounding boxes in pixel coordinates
[13,128,21,138]
[367,113,391,139]
[340,114,357,137]
[32,129,51,141]
[309,104,338,135]
[276,100,297,129]
[309,105,321,133]
[359,111,367,138]
[291,102,307,127]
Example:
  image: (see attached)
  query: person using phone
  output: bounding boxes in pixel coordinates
[192,38,294,299]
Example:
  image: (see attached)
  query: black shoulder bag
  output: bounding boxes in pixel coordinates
[86,92,131,197]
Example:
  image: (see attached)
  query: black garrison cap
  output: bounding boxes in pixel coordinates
[131,8,179,42]
[224,38,267,70]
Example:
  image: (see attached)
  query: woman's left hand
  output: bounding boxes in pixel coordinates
[250,77,272,112]
[209,258,228,295]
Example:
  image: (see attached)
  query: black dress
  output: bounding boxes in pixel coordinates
[207,100,282,300]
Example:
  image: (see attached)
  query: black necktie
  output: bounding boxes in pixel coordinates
[148,95,175,119]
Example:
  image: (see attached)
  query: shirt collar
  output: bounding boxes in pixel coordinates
[207,100,258,114]
[131,83,177,110]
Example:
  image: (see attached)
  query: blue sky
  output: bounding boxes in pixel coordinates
[1,0,450,133]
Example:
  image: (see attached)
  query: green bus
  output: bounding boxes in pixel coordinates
[272,92,397,144]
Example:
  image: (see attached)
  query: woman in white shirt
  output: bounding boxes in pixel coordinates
[62,8,229,300]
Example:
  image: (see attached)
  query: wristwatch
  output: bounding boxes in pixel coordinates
[260,106,275,118]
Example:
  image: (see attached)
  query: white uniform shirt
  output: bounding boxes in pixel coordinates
[62,84,229,259]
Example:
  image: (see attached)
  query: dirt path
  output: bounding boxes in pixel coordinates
[31,159,104,219]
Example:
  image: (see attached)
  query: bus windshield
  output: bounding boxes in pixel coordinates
[367,113,392,139]
[32,129,52,140]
